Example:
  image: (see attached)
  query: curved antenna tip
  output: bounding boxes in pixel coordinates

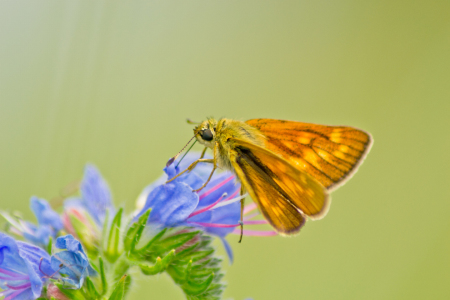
[166,156,176,167]
[186,118,200,125]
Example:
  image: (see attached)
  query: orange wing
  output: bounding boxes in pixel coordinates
[246,118,372,191]
[230,138,330,235]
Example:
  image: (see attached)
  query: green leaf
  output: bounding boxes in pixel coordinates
[164,230,226,299]
[172,242,199,260]
[133,227,167,258]
[123,275,132,298]
[108,275,127,300]
[101,209,110,250]
[46,236,52,255]
[124,209,151,253]
[113,257,130,281]
[178,249,214,264]
[150,231,199,255]
[140,249,176,275]
[166,264,186,284]
[85,277,100,299]
[99,257,108,296]
[105,208,123,262]
[55,283,86,300]
[181,272,215,296]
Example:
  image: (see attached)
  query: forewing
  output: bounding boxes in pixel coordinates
[246,118,372,191]
[231,138,330,220]
[230,150,306,235]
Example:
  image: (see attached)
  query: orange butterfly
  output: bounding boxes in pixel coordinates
[167,118,372,239]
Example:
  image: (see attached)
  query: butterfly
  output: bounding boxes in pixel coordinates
[167,118,372,238]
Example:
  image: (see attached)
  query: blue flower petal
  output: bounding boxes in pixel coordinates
[220,237,234,264]
[30,197,63,231]
[51,235,96,289]
[0,233,52,299]
[204,201,241,237]
[80,164,114,225]
[22,224,52,247]
[186,210,213,224]
[138,182,199,228]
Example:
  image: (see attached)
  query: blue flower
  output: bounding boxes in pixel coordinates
[0,233,55,299]
[61,165,114,249]
[50,235,96,289]
[135,153,243,262]
[25,197,63,247]
[30,197,63,232]
[1,197,63,248]
[79,164,115,226]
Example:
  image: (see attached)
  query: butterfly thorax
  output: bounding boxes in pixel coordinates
[194,118,266,171]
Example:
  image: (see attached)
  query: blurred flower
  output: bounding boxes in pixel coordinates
[79,165,114,226]
[61,165,113,251]
[50,235,96,289]
[30,197,63,233]
[1,197,63,248]
[0,233,55,299]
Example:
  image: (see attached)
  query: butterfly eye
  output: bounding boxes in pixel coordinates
[201,129,214,141]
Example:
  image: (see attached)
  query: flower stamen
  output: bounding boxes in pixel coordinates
[39,258,63,279]
[244,220,267,225]
[212,193,248,210]
[188,193,228,218]
[5,282,31,290]
[243,203,257,214]
[198,175,234,200]
[188,222,240,228]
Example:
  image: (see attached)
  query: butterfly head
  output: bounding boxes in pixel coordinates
[194,118,217,148]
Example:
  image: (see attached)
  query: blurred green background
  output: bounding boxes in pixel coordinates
[1,1,449,299]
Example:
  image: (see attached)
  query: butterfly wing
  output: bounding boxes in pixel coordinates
[246,118,373,191]
[229,138,330,235]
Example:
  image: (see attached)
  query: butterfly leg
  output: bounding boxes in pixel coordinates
[192,163,217,192]
[199,146,208,159]
[238,186,246,243]
[192,143,218,192]
[166,158,214,184]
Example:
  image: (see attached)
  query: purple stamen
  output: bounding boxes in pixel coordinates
[243,203,257,214]
[188,221,240,228]
[198,175,234,200]
[0,275,29,280]
[6,282,31,290]
[244,220,267,225]
[244,212,259,221]
[39,258,50,277]
[0,268,28,278]
[232,229,278,236]
[188,193,227,218]
[5,290,26,300]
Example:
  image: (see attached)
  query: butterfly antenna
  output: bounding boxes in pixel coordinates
[186,118,200,125]
[166,135,197,167]
[175,139,197,168]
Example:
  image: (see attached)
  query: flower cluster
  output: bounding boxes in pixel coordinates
[0,153,275,299]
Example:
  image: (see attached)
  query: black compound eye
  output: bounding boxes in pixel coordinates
[201,129,213,141]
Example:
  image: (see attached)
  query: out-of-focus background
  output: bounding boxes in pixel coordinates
[1,1,449,299]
